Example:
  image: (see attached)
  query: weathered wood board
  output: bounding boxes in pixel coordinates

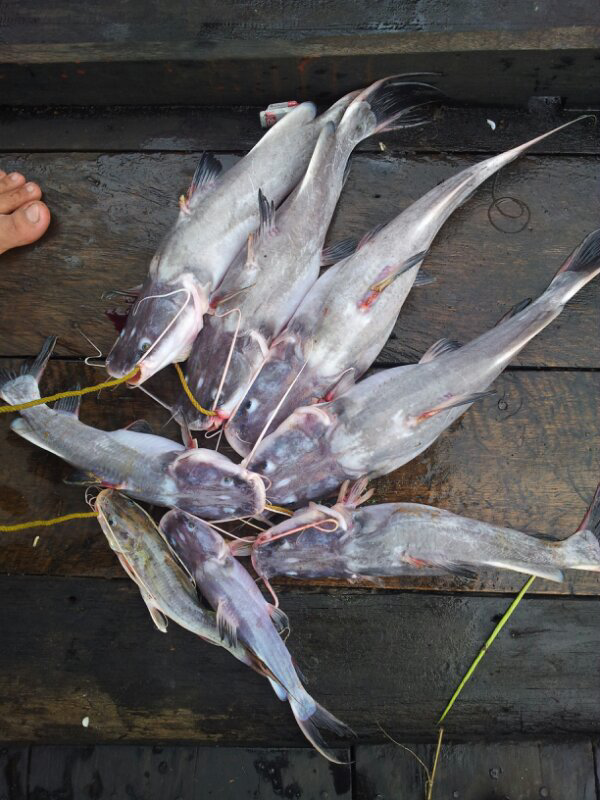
[355,740,598,799]
[0,151,598,366]
[24,744,351,800]
[0,361,597,597]
[2,577,600,743]
[3,1,600,105]
[2,106,598,155]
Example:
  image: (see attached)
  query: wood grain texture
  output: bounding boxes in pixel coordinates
[25,744,351,800]
[2,577,600,743]
[3,50,600,107]
[1,105,599,155]
[0,151,598,366]
[0,362,598,597]
[355,740,598,800]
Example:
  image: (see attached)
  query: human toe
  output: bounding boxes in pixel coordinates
[0,201,51,255]
[0,180,42,214]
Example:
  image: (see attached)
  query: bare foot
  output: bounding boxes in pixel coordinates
[0,170,51,256]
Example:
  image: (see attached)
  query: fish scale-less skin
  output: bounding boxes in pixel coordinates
[95,490,257,668]
[178,76,442,431]
[251,231,600,505]
[253,500,600,583]
[226,117,590,455]
[106,95,358,384]
[2,372,264,519]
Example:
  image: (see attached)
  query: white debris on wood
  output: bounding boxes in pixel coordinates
[81,716,90,728]
[487,119,497,131]
[32,535,40,547]
[379,141,387,151]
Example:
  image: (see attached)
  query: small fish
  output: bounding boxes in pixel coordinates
[0,338,264,519]
[176,75,442,431]
[95,489,262,671]
[252,480,600,584]
[160,508,354,762]
[105,91,363,385]
[248,229,600,505]
[226,116,590,455]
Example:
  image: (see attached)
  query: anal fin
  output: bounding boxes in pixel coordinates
[216,599,239,648]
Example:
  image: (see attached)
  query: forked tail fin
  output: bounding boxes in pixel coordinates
[0,336,57,406]
[547,228,600,304]
[291,698,355,763]
[557,482,600,573]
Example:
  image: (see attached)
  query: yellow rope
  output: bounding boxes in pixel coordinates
[0,511,99,532]
[265,503,293,516]
[0,368,140,413]
[437,574,535,725]
[174,363,217,417]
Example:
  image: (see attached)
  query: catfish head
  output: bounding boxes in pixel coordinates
[168,448,266,519]
[95,488,156,558]
[225,334,307,457]
[247,404,347,506]
[160,508,227,571]
[106,273,207,385]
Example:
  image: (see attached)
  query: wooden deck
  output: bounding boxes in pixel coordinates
[1,1,600,795]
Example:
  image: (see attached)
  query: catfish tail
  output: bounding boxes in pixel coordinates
[555,482,600,573]
[290,697,355,763]
[547,228,600,304]
[336,74,442,150]
[0,336,56,406]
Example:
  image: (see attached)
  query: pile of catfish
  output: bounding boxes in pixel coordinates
[3,76,600,760]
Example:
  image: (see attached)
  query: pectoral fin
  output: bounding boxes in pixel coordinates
[140,589,169,632]
[268,604,290,636]
[410,389,495,424]
[359,250,428,309]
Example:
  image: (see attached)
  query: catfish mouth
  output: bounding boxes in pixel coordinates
[170,450,267,520]
[106,278,206,385]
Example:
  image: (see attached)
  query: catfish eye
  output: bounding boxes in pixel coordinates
[107,515,116,526]
[244,398,257,412]
[140,341,151,353]
[222,476,233,486]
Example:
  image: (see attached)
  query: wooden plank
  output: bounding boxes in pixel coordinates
[2,578,600,742]
[1,105,599,156]
[0,362,598,597]
[355,740,597,800]
[22,744,352,798]
[2,49,600,107]
[0,745,28,800]
[0,151,598,367]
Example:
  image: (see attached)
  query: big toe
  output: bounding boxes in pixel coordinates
[0,201,51,255]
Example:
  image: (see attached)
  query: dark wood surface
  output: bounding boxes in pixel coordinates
[3,1,600,105]
[5,740,599,799]
[2,577,600,743]
[2,105,599,155]
[0,149,598,366]
[355,740,598,799]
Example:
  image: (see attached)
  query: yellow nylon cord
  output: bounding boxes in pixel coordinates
[0,368,140,413]
[0,511,99,532]
[265,503,293,516]
[174,363,217,417]
[437,574,536,725]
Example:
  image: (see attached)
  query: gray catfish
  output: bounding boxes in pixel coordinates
[105,91,363,385]
[175,76,442,431]
[95,489,268,675]
[0,338,265,519]
[252,480,600,584]
[247,229,600,505]
[226,116,590,455]
[160,508,354,762]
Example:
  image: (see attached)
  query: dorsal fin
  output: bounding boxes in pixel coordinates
[123,419,154,435]
[188,153,223,201]
[53,388,81,417]
[321,237,358,266]
[419,338,461,364]
[257,188,277,240]
[495,298,532,326]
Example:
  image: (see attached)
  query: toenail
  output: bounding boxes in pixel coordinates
[25,203,41,223]
[9,172,21,182]
[25,182,36,193]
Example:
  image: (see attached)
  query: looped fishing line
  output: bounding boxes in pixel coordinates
[0,367,140,414]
